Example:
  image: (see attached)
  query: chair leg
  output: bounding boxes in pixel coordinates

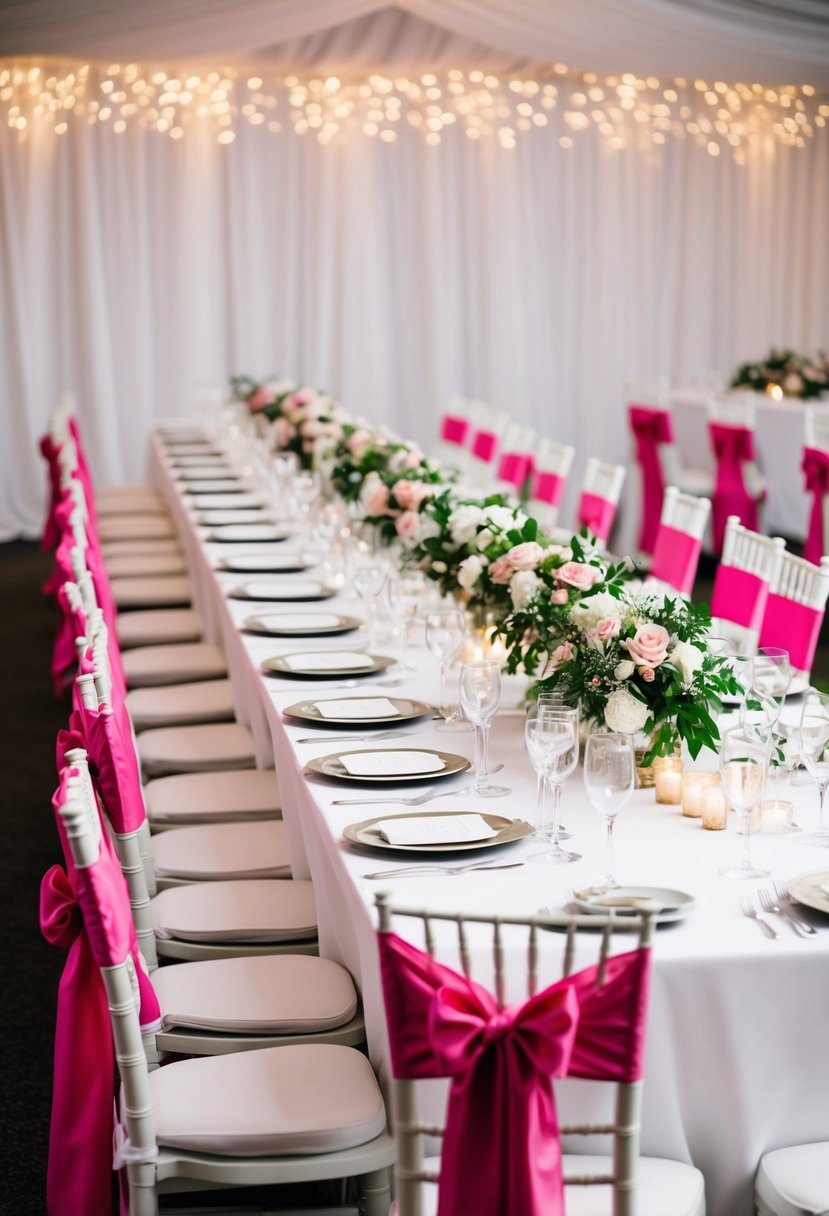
[128,1162,160,1216]
[361,1167,392,1216]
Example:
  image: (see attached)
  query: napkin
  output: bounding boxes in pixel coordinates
[376,814,497,845]
[340,750,446,776]
[257,614,341,630]
[282,651,372,671]
[316,698,399,719]
[240,581,322,598]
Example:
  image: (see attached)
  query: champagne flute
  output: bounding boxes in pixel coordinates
[458,660,509,797]
[583,731,634,889]
[387,574,423,670]
[425,610,466,724]
[743,647,790,741]
[524,710,573,840]
[528,706,580,864]
[719,725,770,878]
[798,690,829,847]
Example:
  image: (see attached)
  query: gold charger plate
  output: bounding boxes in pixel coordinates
[307,747,469,784]
[283,694,432,725]
[207,525,293,543]
[228,580,337,601]
[343,811,531,854]
[224,555,316,575]
[176,468,240,481]
[262,652,395,679]
[788,870,829,915]
[245,612,362,636]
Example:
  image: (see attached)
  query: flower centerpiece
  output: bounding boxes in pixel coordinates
[498,576,741,764]
[230,375,298,419]
[730,349,829,400]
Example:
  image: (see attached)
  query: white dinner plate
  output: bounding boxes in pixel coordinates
[207,525,293,543]
[244,612,361,635]
[570,885,696,924]
[199,509,269,527]
[221,555,313,575]
[228,580,337,601]
[343,811,532,855]
[788,870,829,916]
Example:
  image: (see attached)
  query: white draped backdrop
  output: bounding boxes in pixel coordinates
[1,1,828,538]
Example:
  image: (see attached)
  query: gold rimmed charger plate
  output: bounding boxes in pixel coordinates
[185,482,248,496]
[199,509,269,527]
[228,581,338,602]
[207,525,294,543]
[262,652,396,679]
[788,871,829,916]
[307,748,469,784]
[343,811,531,854]
[224,555,316,575]
[245,612,362,636]
[283,694,432,726]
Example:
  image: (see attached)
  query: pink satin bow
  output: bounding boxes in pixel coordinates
[708,422,761,552]
[578,492,617,544]
[802,446,829,565]
[629,406,673,553]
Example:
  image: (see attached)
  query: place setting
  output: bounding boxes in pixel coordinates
[191,492,267,511]
[243,610,360,636]
[227,578,339,601]
[183,480,249,495]
[261,649,397,679]
[174,466,241,482]
[219,554,315,576]
[282,694,434,728]
[206,524,296,544]
[198,508,272,528]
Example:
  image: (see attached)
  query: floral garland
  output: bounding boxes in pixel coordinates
[730,349,829,400]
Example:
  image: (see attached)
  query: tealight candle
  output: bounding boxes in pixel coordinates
[701,785,728,830]
[759,799,794,834]
[653,755,683,804]
[681,772,720,818]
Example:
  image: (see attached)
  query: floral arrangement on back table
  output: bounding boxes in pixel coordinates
[729,349,829,400]
[231,376,349,470]
[498,574,741,762]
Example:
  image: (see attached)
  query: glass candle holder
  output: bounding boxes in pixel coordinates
[759,799,794,834]
[653,756,683,804]
[701,785,728,830]
[681,772,720,818]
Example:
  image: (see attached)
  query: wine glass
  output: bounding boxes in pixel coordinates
[719,726,770,878]
[387,574,423,670]
[528,706,580,864]
[798,690,829,847]
[293,469,322,534]
[458,660,509,798]
[583,731,634,889]
[425,610,466,725]
[353,557,388,644]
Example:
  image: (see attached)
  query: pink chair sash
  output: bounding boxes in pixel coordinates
[629,406,673,554]
[710,565,768,633]
[650,524,702,597]
[440,415,471,447]
[802,446,829,565]
[497,451,535,491]
[759,595,823,673]
[471,429,499,464]
[379,931,650,1216]
[58,701,146,836]
[40,435,66,552]
[708,422,760,553]
[533,470,566,507]
[578,492,617,543]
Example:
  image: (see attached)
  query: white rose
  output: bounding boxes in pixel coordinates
[449,505,486,545]
[614,660,635,681]
[669,641,705,685]
[486,505,525,533]
[509,569,541,610]
[457,554,485,590]
[571,592,621,632]
[433,560,447,574]
[604,688,650,734]
[543,544,573,562]
[476,527,495,550]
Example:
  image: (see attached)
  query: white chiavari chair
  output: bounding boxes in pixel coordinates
[644,487,711,598]
[709,516,785,655]
[528,438,575,529]
[758,550,829,684]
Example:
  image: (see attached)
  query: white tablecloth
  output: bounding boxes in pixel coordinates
[151,427,829,1216]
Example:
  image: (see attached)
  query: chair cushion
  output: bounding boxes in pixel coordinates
[151,879,317,942]
[106,552,187,579]
[151,821,291,881]
[149,1043,385,1156]
[145,769,281,825]
[153,954,358,1033]
[104,539,182,558]
[126,679,234,730]
[117,609,202,650]
[112,576,192,610]
[138,722,255,777]
[95,493,167,517]
[98,514,177,541]
[122,643,226,688]
[756,1143,829,1216]
[97,482,159,499]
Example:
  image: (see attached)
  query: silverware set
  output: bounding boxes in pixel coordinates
[362,861,524,879]
[296,730,415,744]
[740,882,818,939]
[329,764,504,806]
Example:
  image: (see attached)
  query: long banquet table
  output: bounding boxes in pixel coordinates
[151,424,829,1216]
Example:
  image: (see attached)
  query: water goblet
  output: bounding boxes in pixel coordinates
[719,725,770,878]
[527,706,580,864]
[425,610,466,725]
[583,731,634,889]
[458,660,510,798]
[798,690,829,847]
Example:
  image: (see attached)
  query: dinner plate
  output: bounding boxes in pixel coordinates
[165,448,223,460]
[571,885,695,924]
[228,580,338,601]
[262,652,395,678]
[185,481,248,495]
[788,870,829,916]
[343,811,531,854]
[307,748,469,784]
[176,468,239,481]
[283,695,432,726]
[244,611,361,635]
[199,509,269,527]
[191,494,265,511]
[222,554,315,575]
[207,525,293,544]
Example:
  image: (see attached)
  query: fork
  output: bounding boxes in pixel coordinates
[740,897,780,940]
[331,789,437,807]
[758,889,813,938]
[297,730,414,744]
[773,879,819,935]
[362,861,525,879]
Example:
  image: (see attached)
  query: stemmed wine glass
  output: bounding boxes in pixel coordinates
[719,725,770,878]
[425,610,467,727]
[458,660,510,798]
[353,557,388,644]
[798,690,829,847]
[583,731,634,889]
[741,647,790,741]
[528,706,580,864]
[292,468,322,536]
[387,574,423,670]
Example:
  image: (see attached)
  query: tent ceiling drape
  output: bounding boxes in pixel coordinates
[2,0,829,83]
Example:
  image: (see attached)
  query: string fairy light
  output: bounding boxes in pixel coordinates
[1,58,825,159]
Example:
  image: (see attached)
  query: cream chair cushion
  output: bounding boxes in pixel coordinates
[126,679,234,731]
[151,821,291,881]
[138,722,255,777]
[122,642,225,687]
[153,954,358,1034]
[95,492,167,516]
[112,576,192,610]
[149,1044,386,1156]
[145,769,281,826]
[151,879,317,943]
[106,552,187,579]
[104,539,182,558]
[117,609,202,649]
[755,1143,829,1216]
[98,514,176,541]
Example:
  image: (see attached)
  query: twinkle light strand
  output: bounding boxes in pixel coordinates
[1,59,826,159]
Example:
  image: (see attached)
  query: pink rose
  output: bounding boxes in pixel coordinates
[640,666,655,682]
[596,616,621,641]
[550,588,569,605]
[488,555,515,585]
[300,419,325,439]
[556,561,602,591]
[506,541,545,571]
[363,481,390,516]
[392,480,417,510]
[273,417,296,447]
[395,511,421,540]
[348,429,372,460]
[248,387,273,412]
[626,624,670,668]
[403,450,424,469]
[550,641,574,668]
